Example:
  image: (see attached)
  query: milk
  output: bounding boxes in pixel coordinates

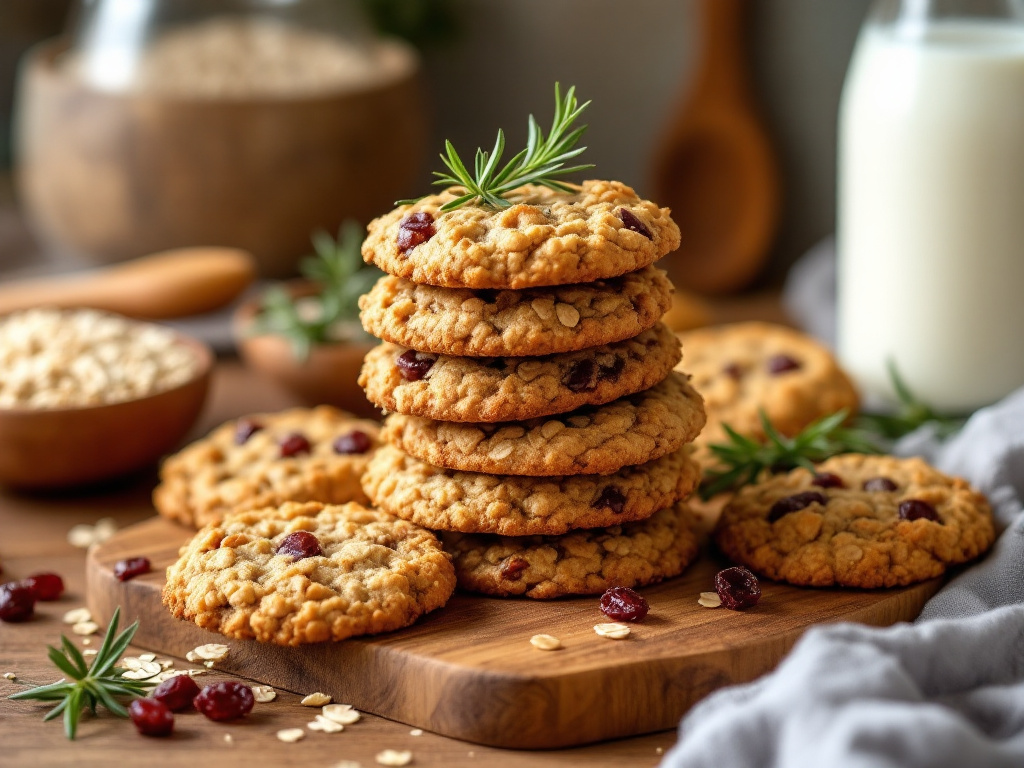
[837,20,1024,413]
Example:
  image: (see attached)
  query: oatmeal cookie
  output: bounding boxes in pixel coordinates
[154,407,379,529]
[678,322,859,462]
[713,454,995,588]
[381,372,706,476]
[359,323,681,422]
[362,180,680,289]
[163,501,455,644]
[358,267,673,358]
[362,444,701,536]
[444,501,701,598]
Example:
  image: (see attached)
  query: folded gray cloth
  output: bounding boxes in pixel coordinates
[662,244,1024,768]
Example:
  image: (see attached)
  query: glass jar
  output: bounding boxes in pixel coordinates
[15,0,426,276]
[837,0,1024,412]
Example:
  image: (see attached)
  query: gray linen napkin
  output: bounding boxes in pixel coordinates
[661,243,1024,767]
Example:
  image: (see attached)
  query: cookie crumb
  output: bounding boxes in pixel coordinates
[301,692,332,707]
[276,728,305,743]
[656,747,664,755]
[250,685,276,703]
[698,591,722,608]
[3,673,15,681]
[322,703,361,724]
[530,634,562,651]
[594,622,631,639]
[376,750,413,766]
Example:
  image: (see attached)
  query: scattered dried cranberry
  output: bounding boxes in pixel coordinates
[195,681,255,722]
[899,499,940,522]
[600,586,650,622]
[768,491,828,522]
[766,354,802,375]
[333,429,373,455]
[499,557,529,581]
[397,211,436,253]
[22,572,64,601]
[592,486,626,514]
[723,363,744,381]
[152,675,201,712]
[277,531,323,560]
[395,350,436,381]
[863,477,898,492]
[811,473,846,489]
[234,418,263,445]
[618,208,653,239]
[279,433,312,458]
[0,583,35,622]
[129,698,174,737]
[565,359,598,392]
[113,557,151,582]
[715,567,761,610]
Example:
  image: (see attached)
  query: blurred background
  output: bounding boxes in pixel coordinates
[0,0,871,288]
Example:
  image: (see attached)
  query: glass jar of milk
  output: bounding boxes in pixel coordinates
[837,0,1024,413]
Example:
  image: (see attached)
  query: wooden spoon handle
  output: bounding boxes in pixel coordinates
[0,247,256,319]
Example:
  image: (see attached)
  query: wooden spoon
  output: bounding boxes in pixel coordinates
[652,0,780,295]
[0,247,256,319]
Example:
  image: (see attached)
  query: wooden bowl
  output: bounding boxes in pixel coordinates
[0,334,213,490]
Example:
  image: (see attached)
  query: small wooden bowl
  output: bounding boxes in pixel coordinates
[0,334,213,490]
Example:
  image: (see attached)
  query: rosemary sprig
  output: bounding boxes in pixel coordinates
[699,409,883,500]
[8,607,156,739]
[856,360,966,439]
[398,83,594,211]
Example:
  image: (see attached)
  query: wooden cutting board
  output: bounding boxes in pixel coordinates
[86,516,940,749]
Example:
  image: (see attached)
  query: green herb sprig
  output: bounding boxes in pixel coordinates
[856,360,966,439]
[8,608,156,739]
[398,83,594,212]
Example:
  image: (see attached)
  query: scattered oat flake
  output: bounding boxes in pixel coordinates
[307,715,343,733]
[224,733,234,746]
[322,704,361,725]
[594,622,631,639]
[301,692,332,706]
[160,659,174,669]
[250,685,276,703]
[698,591,723,609]
[3,673,16,680]
[375,750,412,767]
[204,660,215,668]
[67,525,97,548]
[656,746,665,755]
[276,728,305,743]
[72,621,100,636]
[82,638,91,646]
[332,762,362,768]
[529,634,561,651]
[409,729,423,736]
[62,607,92,625]
[139,652,156,662]
[83,649,98,657]
[191,643,230,661]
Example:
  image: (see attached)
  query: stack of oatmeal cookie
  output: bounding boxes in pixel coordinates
[357,180,708,598]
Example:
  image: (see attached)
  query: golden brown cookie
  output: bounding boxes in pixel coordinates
[154,407,379,529]
[713,454,995,588]
[358,266,673,358]
[358,323,681,423]
[381,372,706,476]
[163,501,455,645]
[363,180,680,289]
[362,444,701,536]
[444,501,701,599]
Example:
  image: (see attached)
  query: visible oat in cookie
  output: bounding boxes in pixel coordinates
[154,407,379,529]
[362,180,680,289]
[714,454,995,588]
[358,266,673,358]
[444,502,701,599]
[359,323,681,422]
[381,371,706,476]
[362,444,701,536]
[162,501,455,644]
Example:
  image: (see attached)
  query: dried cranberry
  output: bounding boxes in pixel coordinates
[592,486,626,514]
[766,354,802,375]
[129,698,174,737]
[195,681,254,722]
[279,433,311,458]
[22,572,64,601]
[0,583,35,622]
[715,566,761,610]
[618,208,653,239]
[152,675,201,712]
[811,473,846,489]
[277,531,323,560]
[899,499,940,522]
[863,477,898,492]
[234,418,263,445]
[599,586,650,622]
[599,357,626,382]
[723,363,744,381]
[395,350,436,381]
[565,359,598,392]
[113,557,151,582]
[499,557,529,581]
[768,491,828,522]
[333,430,373,455]
[397,212,436,253]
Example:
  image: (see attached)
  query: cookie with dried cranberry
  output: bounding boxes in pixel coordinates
[163,501,455,645]
[154,406,380,529]
[713,454,995,588]
[362,444,701,536]
[359,323,681,423]
[443,501,701,599]
[363,180,680,290]
[358,266,673,358]
[678,322,859,463]
[381,372,706,477]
